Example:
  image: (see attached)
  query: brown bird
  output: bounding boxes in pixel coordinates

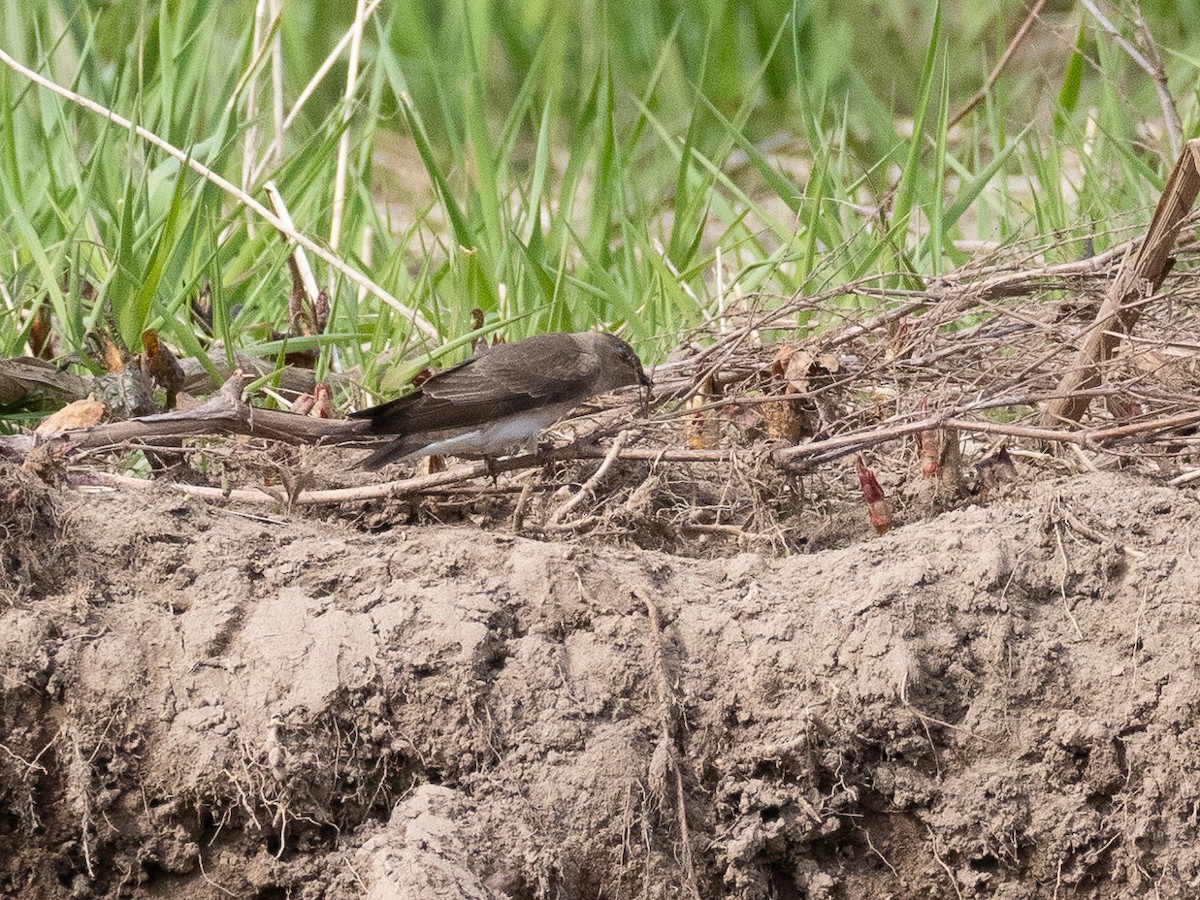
[352,331,651,469]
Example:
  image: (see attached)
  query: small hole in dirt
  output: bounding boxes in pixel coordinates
[254,887,287,900]
[140,860,172,885]
[760,806,781,823]
[361,519,397,535]
[426,769,444,785]
[752,759,781,779]
[767,862,801,900]
[1115,737,1130,779]
[484,649,509,673]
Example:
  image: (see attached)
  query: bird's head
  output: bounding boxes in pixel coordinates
[591,332,653,394]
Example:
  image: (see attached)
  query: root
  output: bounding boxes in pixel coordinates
[548,430,631,525]
[641,592,701,900]
[926,824,965,900]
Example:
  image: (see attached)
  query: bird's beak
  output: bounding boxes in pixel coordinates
[637,366,653,416]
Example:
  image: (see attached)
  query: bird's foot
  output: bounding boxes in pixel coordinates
[532,438,563,478]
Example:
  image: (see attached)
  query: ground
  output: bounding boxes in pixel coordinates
[2,458,1200,899]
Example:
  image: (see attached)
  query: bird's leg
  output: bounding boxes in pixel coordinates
[483,455,500,485]
[532,438,561,486]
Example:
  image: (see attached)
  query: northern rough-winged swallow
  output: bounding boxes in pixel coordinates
[352,331,651,469]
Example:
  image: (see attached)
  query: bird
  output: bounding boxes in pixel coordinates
[351,331,652,470]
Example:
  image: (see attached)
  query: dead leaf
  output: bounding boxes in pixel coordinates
[771,345,839,398]
[142,330,186,409]
[761,399,804,443]
[29,306,54,360]
[99,334,126,373]
[35,399,105,436]
[685,378,719,449]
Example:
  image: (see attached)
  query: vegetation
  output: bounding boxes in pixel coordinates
[1,0,1198,407]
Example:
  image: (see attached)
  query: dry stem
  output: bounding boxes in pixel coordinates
[328,0,368,251]
[948,0,1048,130]
[1042,139,1200,426]
[1080,0,1181,155]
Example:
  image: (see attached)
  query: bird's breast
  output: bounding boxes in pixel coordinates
[417,403,575,458]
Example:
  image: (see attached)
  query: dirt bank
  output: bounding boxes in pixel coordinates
[2,463,1199,898]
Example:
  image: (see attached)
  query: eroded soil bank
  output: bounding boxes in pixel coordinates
[2,466,1199,898]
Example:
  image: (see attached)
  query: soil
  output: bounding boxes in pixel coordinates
[3,455,1200,899]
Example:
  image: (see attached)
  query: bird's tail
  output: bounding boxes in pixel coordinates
[357,444,402,471]
[349,393,417,429]
[356,435,432,470]
[350,394,425,469]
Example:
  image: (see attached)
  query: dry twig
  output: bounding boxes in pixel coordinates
[948,0,1048,130]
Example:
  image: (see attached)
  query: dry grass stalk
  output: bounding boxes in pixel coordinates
[1043,138,1200,427]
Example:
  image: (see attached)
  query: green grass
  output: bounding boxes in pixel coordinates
[1,0,1199,412]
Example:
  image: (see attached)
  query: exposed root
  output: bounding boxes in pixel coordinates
[548,430,631,525]
[926,824,965,900]
[641,592,701,900]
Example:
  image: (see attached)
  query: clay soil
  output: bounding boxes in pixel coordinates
[3,455,1200,899]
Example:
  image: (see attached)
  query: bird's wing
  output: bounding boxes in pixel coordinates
[352,336,600,435]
